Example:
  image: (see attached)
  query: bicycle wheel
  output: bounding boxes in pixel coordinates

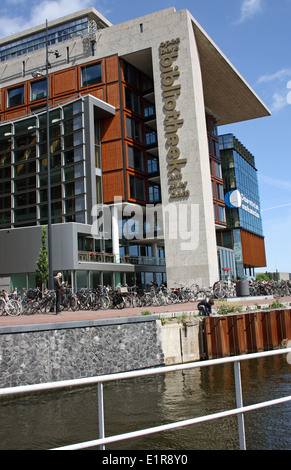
[0,298,6,315]
[196,289,208,300]
[70,296,80,311]
[213,282,226,299]
[6,299,21,316]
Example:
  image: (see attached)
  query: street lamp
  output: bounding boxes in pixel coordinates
[45,19,61,290]
[31,21,61,290]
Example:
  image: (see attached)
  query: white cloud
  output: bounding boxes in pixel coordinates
[261,202,291,212]
[271,92,288,112]
[0,0,111,38]
[260,174,291,192]
[235,0,263,24]
[257,68,291,85]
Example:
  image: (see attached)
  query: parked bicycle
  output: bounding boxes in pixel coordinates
[0,290,21,316]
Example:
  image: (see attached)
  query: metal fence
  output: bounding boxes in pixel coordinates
[0,348,290,450]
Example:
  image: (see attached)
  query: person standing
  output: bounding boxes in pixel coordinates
[54,272,64,314]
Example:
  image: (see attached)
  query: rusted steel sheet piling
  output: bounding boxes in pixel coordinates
[203,309,291,360]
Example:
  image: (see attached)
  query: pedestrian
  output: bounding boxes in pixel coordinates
[54,272,64,314]
[197,298,214,316]
[11,287,20,299]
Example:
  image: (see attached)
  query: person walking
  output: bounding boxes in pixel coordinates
[54,272,64,314]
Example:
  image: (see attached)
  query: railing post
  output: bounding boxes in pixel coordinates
[234,361,246,450]
[98,382,105,450]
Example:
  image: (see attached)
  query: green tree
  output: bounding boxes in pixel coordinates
[256,272,270,282]
[35,226,49,291]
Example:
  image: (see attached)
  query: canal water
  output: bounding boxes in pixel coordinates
[0,354,290,450]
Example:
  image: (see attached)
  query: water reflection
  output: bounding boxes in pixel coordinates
[0,355,290,450]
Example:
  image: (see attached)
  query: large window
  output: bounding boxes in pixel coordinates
[0,97,87,229]
[1,18,89,62]
[218,205,226,223]
[126,116,142,143]
[129,174,145,201]
[123,61,139,88]
[81,62,102,87]
[31,79,47,101]
[125,88,141,115]
[127,145,144,171]
[7,86,25,108]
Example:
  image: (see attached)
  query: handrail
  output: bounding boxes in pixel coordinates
[0,348,290,450]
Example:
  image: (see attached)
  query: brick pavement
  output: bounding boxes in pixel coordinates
[0,296,290,328]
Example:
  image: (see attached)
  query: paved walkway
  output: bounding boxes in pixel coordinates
[0,296,290,328]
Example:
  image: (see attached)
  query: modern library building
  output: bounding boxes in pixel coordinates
[0,7,270,291]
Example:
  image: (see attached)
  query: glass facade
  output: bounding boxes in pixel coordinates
[0,98,86,229]
[219,134,263,237]
[0,18,89,62]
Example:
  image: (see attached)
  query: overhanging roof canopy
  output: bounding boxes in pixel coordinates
[191,18,271,126]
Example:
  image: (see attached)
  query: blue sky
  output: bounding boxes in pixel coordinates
[1,0,290,274]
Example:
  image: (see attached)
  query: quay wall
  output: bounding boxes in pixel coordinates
[0,316,165,388]
[0,308,290,388]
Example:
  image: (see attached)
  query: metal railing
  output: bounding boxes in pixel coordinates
[78,251,165,266]
[0,348,290,450]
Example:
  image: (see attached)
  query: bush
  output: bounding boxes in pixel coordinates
[216,302,243,315]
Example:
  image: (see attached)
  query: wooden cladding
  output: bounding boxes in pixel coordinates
[203,309,291,360]
[0,55,119,120]
[240,229,266,267]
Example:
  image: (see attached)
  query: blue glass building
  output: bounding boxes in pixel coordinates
[217,134,266,279]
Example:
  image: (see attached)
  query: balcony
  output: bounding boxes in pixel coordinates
[78,252,165,266]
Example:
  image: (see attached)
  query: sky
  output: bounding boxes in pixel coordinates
[0,0,290,274]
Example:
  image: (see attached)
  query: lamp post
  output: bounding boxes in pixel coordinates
[45,19,61,290]
[31,21,61,290]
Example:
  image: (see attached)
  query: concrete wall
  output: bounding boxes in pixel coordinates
[0,314,205,389]
[159,318,202,365]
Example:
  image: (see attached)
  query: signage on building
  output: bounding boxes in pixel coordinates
[159,39,190,200]
[225,189,261,219]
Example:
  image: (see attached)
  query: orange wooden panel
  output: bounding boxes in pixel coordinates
[241,229,266,267]
[101,112,122,142]
[83,88,104,101]
[106,82,121,108]
[106,55,119,83]
[101,140,123,172]
[0,89,4,111]
[102,171,124,203]
[53,68,77,96]
[4,108,27,120]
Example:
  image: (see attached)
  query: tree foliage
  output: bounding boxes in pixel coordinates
[35,226,49,288]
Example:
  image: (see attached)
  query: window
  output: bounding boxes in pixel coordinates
[129,174,145,201]
[126,116,142,143]
[212,140,220,157]
[31,79,47,101]
[147,156,159,174]
[8,86,25,108]
[81,62,102,87]
[127,145,144,171]
[149,183,161,203]
[218,205,226,223]
[217,183,224,201]
[123,61,139,88]
[0,18,88,63]
[125,88,140,114]
[214,161,222,179]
